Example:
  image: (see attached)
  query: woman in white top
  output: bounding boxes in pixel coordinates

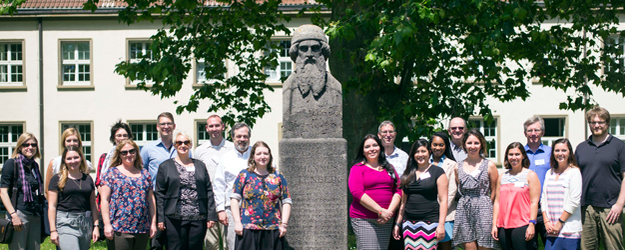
[540,138,582,250]
[45,127,93,195]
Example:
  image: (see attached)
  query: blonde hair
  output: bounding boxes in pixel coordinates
[173,131,192,147]
[110,139,143,170]
[246,141,274,174]
[12,133,41,159]
[60,127,83,149]
[57,145,88,191]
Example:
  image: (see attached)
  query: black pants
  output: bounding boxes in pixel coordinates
[235,229,284,250]
[107,232,150,250]
[165,217,207,250]
[498,225,538,250]
[536,207,547,246]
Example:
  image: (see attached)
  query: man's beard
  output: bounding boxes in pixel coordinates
[294,56,327,98]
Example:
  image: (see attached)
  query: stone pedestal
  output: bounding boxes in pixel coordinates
[280,138,347,249]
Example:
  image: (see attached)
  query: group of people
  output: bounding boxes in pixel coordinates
[0,112,292,250]
[349,106,625,250]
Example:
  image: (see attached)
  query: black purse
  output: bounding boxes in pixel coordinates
[0,162,20,243]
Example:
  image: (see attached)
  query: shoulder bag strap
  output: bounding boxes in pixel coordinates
[10,161,18,211]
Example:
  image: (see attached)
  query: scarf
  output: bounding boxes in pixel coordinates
[15,154,43,202]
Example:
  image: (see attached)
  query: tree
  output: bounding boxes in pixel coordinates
[315,0,625,159]
[81,0,298,127]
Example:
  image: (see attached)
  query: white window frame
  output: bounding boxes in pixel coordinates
[609,116,625,142]
[0,123,24,166]
[468,117,499,163]
[60,40,92,86]
[196,120,210,148]
[540,116,567,147]
[60,122,93,162]
[127,40,153,85]
[604,36,625,75]
[0,41,24,86]
[265,40,293,83]
[129,122,158,148]
[194,59,227,85]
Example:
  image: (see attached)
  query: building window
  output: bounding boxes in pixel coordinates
[196,60,226,84]
[541,117,566,147]
[61,41,91,85]
[0,43,23,85]
[468,118,498,161]
[610,117,625,142]
[130,123,158,148]
[196,121,209,147]
[265,41,292,82]
[127,41,152,85]
[0,124,23,166]
[605,36,625,74]
[61,123,92,161]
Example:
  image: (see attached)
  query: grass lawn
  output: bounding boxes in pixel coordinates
[0,237,108,250]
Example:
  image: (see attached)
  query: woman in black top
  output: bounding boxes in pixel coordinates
[0,133,44,250]
[393,139,448,250]
[155,132,217,250]
[48,146,100,249]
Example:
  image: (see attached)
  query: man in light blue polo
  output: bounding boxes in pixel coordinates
[140,111,179,250]
[523,115,551,246]
[377,120,409,175]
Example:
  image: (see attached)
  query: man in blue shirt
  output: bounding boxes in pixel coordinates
[140,112,178,250]
[523,115,551,246]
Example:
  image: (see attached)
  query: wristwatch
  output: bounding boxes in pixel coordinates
[529,220,537,225]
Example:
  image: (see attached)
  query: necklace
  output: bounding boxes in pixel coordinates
[71,177,82,189]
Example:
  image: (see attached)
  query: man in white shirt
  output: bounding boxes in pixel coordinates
[377,120,409,177]
[448,117,468,163]
[196,115,234,250]
[212,122,251,250]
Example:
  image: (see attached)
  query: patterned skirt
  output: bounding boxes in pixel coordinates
[350,218,393,250]
[402,220,438,250]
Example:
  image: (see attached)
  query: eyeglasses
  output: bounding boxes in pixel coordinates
[115,134,129,138]
[175,140,191,146]
[450,127,465,131]
[379,130,395,135]
[526,129,542,133]
[158,122,174,128]
[22,143,37,148]
[588,121,607,126]
[120,149,136,156]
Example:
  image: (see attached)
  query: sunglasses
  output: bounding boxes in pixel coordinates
[175,140,191,146]
[120,148,136,156]
[22,143,37,148]
[450,127,465,131]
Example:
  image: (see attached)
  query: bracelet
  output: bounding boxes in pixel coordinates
[395,223,401,227]
[10,212,16,215]
[94,224,100,227]
[50,230,57,233]
[558,218,565,224]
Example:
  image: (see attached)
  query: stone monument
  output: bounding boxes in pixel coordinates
[280,25,347,249]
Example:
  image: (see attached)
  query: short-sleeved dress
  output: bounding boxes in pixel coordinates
[453,159,499,249]
[101,167,153,234]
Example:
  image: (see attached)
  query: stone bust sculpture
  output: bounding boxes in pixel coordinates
[283,25,342,139]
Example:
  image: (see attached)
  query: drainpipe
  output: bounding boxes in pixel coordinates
[583,28,588,139]
[38,17,44,172]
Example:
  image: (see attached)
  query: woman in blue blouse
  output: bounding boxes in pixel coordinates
[231,141,292,250]
[100,139,156,250]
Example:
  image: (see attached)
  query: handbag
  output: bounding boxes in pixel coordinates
[0,161,20,243]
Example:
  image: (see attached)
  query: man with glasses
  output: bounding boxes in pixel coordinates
[140,112,179,250]
[194,115,234,250]
[212,122,251,250]
[377,120,409,175]
[448,117,468,162]
[576,106,625,250]
[523,115,551,246]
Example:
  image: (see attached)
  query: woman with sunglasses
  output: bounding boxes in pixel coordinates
[95,121,132,195]
[155,132,217,250]
[100,139,156,250]
[48,146,100,249]
[45,127,94,196]
[0,133,44,250]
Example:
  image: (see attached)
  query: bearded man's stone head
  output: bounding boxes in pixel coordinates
[288,25,331,98]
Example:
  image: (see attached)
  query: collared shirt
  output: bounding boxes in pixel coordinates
[386,146,409,175]
[451,142,467,163]
[213,147,251,211]
[429,154,446,167]
[194,138,234,182]
[140,137,179,188]
[576,134,625,208]
[525,143,552,196]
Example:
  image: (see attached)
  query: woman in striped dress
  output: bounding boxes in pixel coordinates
[393,139,448,250]
[453,129,499,250]
[540,139,582,250]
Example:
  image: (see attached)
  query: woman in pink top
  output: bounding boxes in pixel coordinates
[349,134,401,250]
[492,142,541,250]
